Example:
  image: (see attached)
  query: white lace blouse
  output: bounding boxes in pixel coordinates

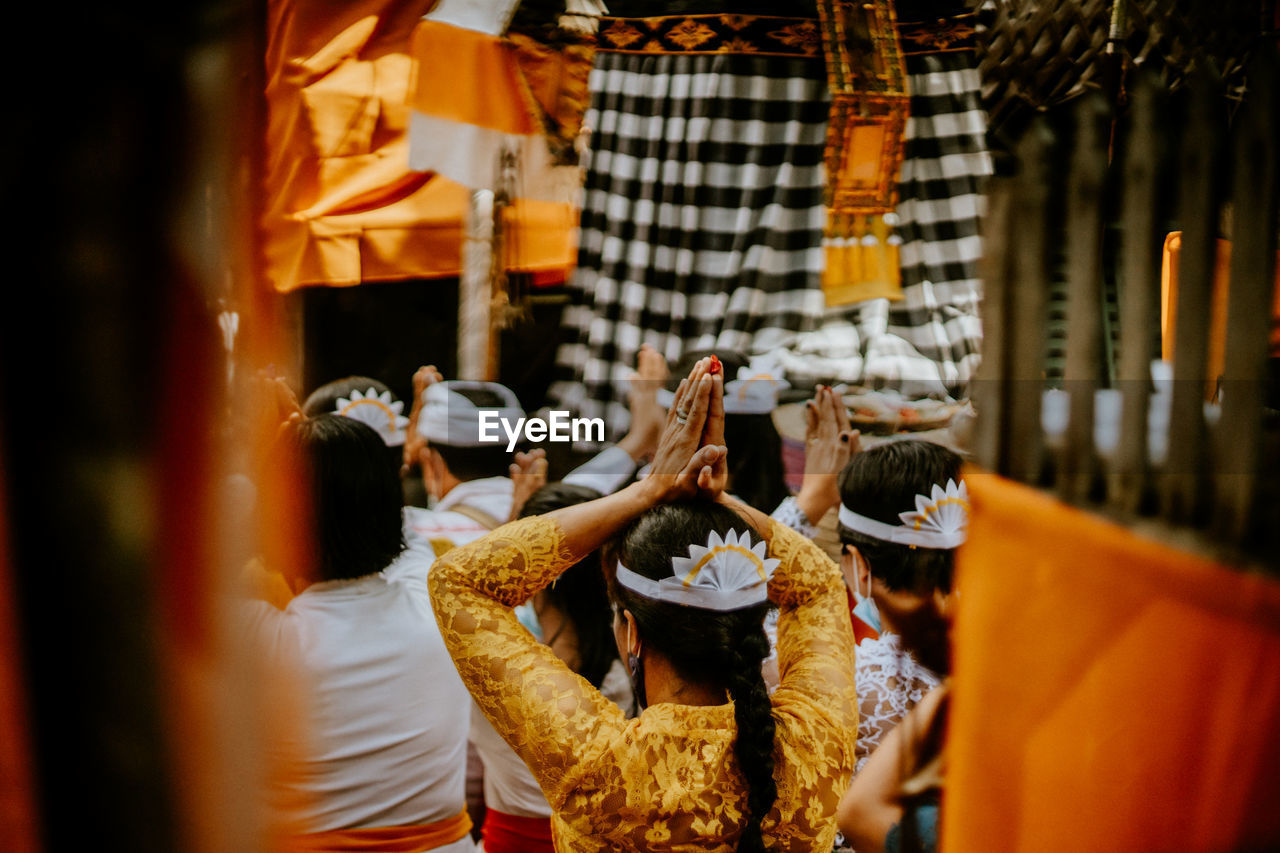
[852,631,940,772]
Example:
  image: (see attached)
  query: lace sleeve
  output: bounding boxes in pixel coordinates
[428,516,628,808]
[766,518,859,741]
[771,495,818,540]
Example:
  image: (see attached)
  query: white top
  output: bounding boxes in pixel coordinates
[763,619,938,773]
[404,449,640,552]
[404,477,516,550]
[242,546,474,849]
[560,445,638,495]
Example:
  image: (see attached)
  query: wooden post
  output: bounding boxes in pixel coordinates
[1007,119,1053,486]
[1213,53,1279,545]
[1061,94,1109,504]
[972,178,1015,473]
[1111,72,1164,514]
[1160,73,1223,525]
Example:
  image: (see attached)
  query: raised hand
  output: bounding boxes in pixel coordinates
[508,448,549,522]
[644,358,726,504]
[404,365,444,472]
[617,344,670,463]
[795,385,860,524]
[696,357,728,500]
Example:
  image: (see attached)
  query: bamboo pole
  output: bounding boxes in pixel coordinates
[459,189,496,382]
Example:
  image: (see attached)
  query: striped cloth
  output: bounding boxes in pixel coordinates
[550,27,992,437]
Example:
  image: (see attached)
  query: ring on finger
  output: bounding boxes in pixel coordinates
[675,407,690,424]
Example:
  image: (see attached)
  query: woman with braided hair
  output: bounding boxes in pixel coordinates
[605,500,780,852]
[429,357,858,851]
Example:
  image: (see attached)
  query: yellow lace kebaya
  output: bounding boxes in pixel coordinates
[429,513,858,852]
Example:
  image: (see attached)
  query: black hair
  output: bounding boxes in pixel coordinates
[429,385,519,481]
[302,375,408,495]
[666,350,789,514]
[607,501,777,853]
[283,414,406,582]
[431,444,512,482]
[517,482,618,689]
[836,439,963,595]
[723,414,789,514]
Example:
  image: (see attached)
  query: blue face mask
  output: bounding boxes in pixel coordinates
[852,593,882,636]
[849,559,883,635]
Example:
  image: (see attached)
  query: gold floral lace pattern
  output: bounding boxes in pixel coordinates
[429,515,858,852]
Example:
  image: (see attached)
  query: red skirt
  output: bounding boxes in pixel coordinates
[481,809,554,853]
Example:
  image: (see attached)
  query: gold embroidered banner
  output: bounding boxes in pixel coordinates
[597,14,823,57]
[818,0,910,305]
[896,10,977,56]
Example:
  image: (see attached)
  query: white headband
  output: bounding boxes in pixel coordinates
[334,388,410,447]
[838,479,970,550]
[614,529,779,612]
[417,380,523,447]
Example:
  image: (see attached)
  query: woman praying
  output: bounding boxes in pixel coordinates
[428,358,858,852]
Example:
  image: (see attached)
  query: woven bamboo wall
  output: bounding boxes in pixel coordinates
[976,0,1270,144]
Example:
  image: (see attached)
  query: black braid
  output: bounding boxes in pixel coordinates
[723,625,777,853]
[607,501,781,852]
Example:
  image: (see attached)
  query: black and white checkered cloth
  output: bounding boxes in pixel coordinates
[550,47,992,437]
[869,50,993,391]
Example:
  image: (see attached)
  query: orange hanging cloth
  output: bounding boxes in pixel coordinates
[261,0,578,292]
[405,0,595,201]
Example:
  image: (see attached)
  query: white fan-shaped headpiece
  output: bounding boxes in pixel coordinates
[614,529,779,611]
[838,478,970,550]
[335,388,410,447]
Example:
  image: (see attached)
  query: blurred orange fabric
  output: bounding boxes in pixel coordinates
[0,451,39,853]
[262,0,577,293]
[946,473,1280,852]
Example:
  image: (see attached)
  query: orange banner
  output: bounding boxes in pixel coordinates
[947,474,1280,851]
[262,0,576,292]
[408,22,538,135]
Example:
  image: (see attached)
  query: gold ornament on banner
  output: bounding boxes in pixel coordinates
[818,0,910,306]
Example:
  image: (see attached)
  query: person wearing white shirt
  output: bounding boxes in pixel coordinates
[243,413,475,851]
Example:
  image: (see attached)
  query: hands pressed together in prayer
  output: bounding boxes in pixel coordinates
[508,448,548,522]
[616,344,670,464]
[796,385,860,526]
[403,364,443,477]
[641,355,730,505]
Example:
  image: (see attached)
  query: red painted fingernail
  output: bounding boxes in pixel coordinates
[708,355,722,375]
